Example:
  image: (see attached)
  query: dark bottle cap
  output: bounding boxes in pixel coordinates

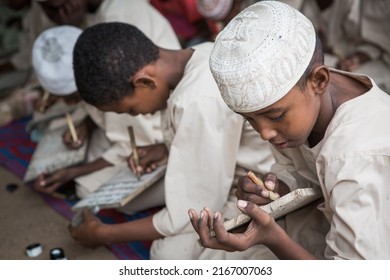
[5,183,18,192]
[50,248,67,260]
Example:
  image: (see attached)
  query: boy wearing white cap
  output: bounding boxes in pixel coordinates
[190,1,390,259]
[7,0,181,79]
[28,0,182,203]
[31,26,166,212]
[1,0,181,113]
[69,22,275,259]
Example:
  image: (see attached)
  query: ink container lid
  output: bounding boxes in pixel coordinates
[50,248,67,260]
[26,243,43,257]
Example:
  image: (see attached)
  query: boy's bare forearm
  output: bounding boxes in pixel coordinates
[266,223,317,260]
[97,215,163,244]
[69,157,112,179]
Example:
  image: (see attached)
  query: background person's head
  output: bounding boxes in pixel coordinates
[210,1,325,147]
[196,0,258,26]
[32,25,82,104]
[73,22,165,115]
[37,0,90,26]
[197,0,234,24]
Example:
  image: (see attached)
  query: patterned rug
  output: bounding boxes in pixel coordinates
[0,116,156,260]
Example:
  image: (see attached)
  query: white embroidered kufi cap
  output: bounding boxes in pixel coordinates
[209,1,316,113]
[196,0,234,20]
[32,25,82,96]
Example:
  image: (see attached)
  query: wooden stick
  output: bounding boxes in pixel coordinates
[128,126,141,181]
[39,90,50,113]
[65,113,78,143]
[247,171,279,200]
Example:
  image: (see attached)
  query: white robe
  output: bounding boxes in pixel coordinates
[74,104,165,199]
[149,43,275,259]
[62,0,181,198]
[270,69,390,259]
[85,0,181,50]
[12,0,181,70]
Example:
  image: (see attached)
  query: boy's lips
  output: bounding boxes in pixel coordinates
[271,141,289,149]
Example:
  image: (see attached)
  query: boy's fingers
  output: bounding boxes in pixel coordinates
[82,208,94,220]
[42,174,62,189]
[44,183,61,194]
[197,210,214,242]
[136,165,143,174]
[237,200,272,226]
[263,172,277,191]
[264,180,275,191]
[238,176,257,193]
[128,157,136,173]
[188,209,199,232]
[203,207,214,229]
[211,212,229,240]
[71,139,83,148]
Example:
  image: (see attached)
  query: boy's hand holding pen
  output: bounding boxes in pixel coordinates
[64,113,83,148]
[127,143,168,177]
[128,126,141,181]
[38,90,50,113]
[247,171,280,201]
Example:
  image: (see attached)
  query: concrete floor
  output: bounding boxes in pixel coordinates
[0,166,117,260]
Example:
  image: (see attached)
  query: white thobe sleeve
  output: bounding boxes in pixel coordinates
[91,0,181,50]
[101,112,164,165]
[153,97,244,236]
[322,156,390,259]
[270,146,320,191]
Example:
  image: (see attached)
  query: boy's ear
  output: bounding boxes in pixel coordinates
[132,66,156,89]
[310,65,330,95]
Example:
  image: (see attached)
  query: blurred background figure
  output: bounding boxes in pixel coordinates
[196,0,333,43]
[0,0,182,127]
[196,0,390,93]
[324,0,390,93]
[0,1,39,127]
[151,0,217,47]
[0,0,31,96]
[196,0,257,40]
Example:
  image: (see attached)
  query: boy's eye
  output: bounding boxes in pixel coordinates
[269,113,285,122]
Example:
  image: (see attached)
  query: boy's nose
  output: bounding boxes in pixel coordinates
[259,127,278,142]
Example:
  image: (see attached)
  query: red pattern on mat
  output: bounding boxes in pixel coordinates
[0,116,158,259]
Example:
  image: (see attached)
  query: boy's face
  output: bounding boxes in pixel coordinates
[240,83,320,149]
[39,0,86,26]
[96,81,171,116]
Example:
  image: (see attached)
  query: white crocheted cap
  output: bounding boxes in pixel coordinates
[196,0,234,20]
[32,25,82,96]
[209,1,316,113]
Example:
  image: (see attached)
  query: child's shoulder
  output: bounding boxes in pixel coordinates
[322,83,390,159]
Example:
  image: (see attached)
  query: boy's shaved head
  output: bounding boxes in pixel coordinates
[73,22,159,107]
